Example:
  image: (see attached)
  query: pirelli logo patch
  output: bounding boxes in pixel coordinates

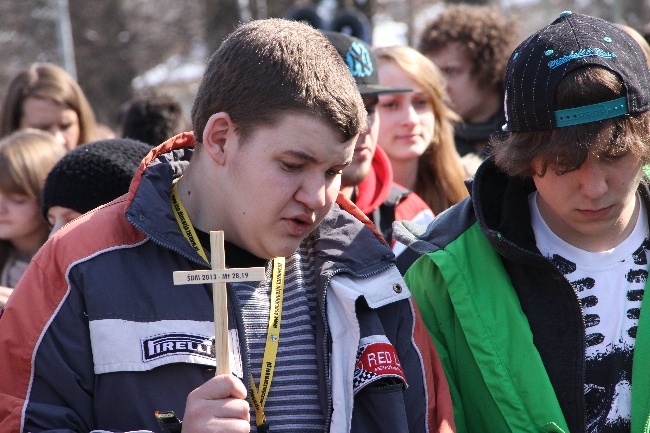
[353,341,406,394]
[141,332,214,362]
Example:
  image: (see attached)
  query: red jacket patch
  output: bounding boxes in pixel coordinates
[353,341,406,394]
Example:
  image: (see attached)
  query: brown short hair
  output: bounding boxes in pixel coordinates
[191,19,366,143]
[492,66,650,178]
[418,5,519,95]
[119,92,189,146]
[0,63,98,145]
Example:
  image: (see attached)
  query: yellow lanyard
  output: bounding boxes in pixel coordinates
[170,179,285,431]
[170,180,209,263]
[249,256,285,432]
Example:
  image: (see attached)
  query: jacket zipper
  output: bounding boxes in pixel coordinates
[320,272,332,432]
[320,263,394,431]
[127,213,209,267]
[143,207,261,426]
[492,231,587,430]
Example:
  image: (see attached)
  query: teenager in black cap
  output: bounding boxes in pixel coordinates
[41,137,151,235]
[324,31,435,274]
[395,11,650,432]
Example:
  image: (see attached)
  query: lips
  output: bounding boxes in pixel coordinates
[284,214,315,237]
[577,205,614,219]
[395,133,420,143]
[353,146,371,159]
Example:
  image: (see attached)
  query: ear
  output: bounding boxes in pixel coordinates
[201,112,238,166]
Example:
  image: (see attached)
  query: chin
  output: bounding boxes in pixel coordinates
[275,245,301,258]
[250,242,297,260]
[275,238,307,258]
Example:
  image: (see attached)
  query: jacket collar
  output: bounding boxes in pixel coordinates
[125,133,395,274]
[354,146,394,215]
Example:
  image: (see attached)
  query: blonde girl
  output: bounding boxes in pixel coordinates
[374,45,469,214]
[0,129,65,302]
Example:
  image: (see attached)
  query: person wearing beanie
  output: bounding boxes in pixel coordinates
[396,12,650,432]
[42,137,151,235]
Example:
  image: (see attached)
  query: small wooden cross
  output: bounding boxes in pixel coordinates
[173,230,266,376]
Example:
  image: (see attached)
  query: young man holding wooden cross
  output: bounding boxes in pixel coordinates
[0,19,453,433]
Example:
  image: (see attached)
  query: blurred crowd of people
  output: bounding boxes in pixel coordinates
[1,4,650,433]
[0,63,191,305]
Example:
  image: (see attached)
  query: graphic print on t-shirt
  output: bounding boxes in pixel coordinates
[549,238,648,433]
[529,191,648,433]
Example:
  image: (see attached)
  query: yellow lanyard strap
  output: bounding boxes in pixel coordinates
[171,179,285,430]
[170,180,209,263]
[249,257,285,430]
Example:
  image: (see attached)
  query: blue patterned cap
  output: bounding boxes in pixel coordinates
[323,31,411,96]
[502,11,650,131]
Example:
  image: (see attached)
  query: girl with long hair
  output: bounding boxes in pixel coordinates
[0,62,98,150]
[374,45,470,214]
[0,129,65,305]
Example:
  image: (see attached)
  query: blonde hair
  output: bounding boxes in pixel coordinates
[0,63,98,146]
[374,45,468,214]
[0,129,66,275]
[0,129,66,203]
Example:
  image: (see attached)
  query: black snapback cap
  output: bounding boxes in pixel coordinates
[323,31,411,96]
[502,11,650,132]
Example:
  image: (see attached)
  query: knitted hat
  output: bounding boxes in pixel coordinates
[41,138,151,218]
[324,31,411,96]
[502,11,650,132]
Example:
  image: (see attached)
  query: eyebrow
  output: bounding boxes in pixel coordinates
[282,149,352,167]
[281,149,318,164]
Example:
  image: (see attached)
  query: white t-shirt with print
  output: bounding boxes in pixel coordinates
[530,191,648,433]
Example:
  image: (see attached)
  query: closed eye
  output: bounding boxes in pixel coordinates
[600,144,629,163]
[441,67,462,78]
[281,161,303,172]
[326,168,343,178]
[8,194,29,205]
[380,101,398,110]
[600,152,627,163]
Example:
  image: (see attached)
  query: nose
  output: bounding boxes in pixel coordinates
[48,219,66,238]
[47,127,69,149]
[294,174,328,211]
[365,111,376,131]
[401,104,418,127]
[577,156,608,199]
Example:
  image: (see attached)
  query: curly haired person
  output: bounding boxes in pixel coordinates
[419,5,519,163]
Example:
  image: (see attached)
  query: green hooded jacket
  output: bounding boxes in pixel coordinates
[396,159,650,433]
